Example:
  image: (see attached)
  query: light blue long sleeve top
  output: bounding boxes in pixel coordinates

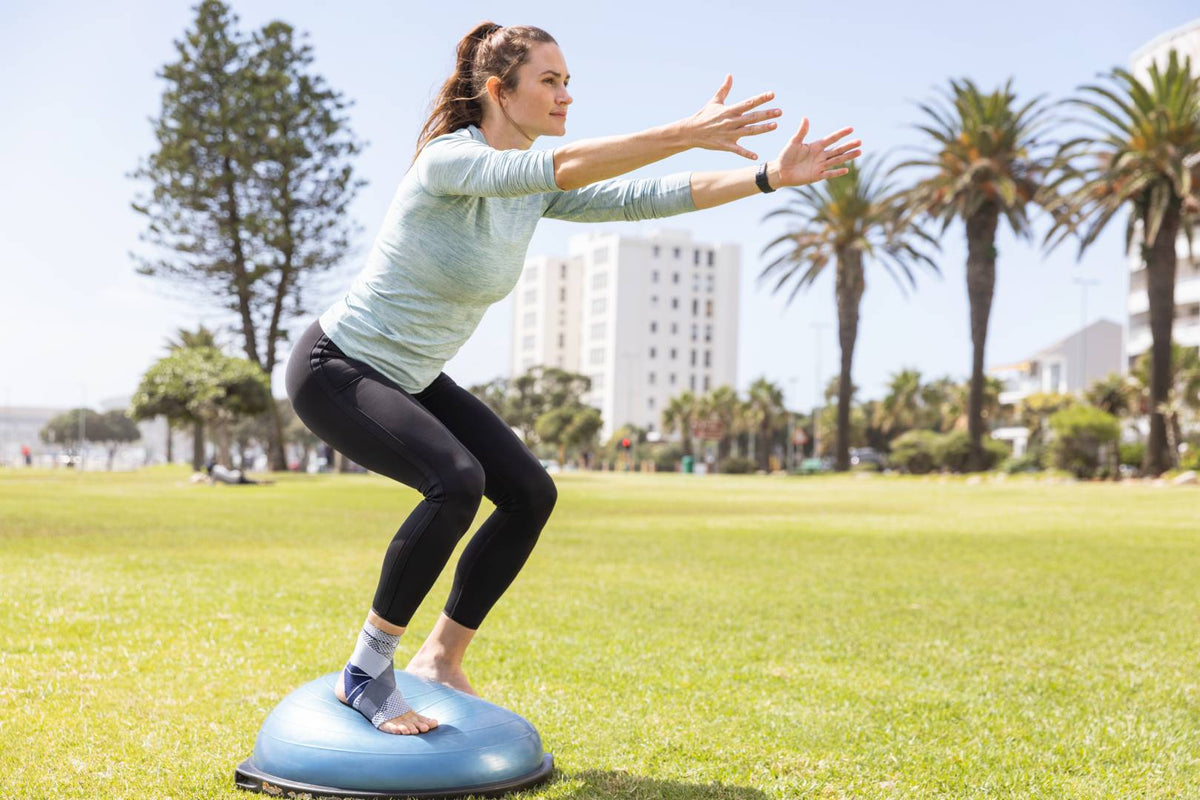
[318,123,697,394]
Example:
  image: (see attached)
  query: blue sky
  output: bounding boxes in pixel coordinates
[3,1,1197,413]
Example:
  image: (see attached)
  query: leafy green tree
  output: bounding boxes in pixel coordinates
[1130,343,1200,465]
[895,78,1056,471]
[761,156,939,471]
[130,346,272,470]
[662,391,701,458]
[536,405,602,468]
[39,409,140,469]
[1018,392,1076,452]
[1043,51,1200,475]
[129,0,365,470]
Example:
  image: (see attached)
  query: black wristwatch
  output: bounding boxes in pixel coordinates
[755,162,776,193]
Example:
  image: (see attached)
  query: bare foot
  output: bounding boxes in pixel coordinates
[334,670,439,735]
[405,653,480,697]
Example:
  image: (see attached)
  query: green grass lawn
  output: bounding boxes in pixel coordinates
[1,467,1198,799]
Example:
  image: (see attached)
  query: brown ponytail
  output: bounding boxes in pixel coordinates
[412,21,557,164]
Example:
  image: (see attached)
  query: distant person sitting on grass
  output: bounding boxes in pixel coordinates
[204,459,270,486]
[284,20,861,738]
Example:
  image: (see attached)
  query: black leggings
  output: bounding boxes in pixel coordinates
[285,319,557,630]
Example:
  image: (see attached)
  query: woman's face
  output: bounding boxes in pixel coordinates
[497,43,572,137]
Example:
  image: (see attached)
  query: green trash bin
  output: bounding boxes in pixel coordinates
[682,455,694,473]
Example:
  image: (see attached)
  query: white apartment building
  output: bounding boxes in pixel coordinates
[1127,19,1200,367]
[512,229,740,442]
[989,319,1124,407]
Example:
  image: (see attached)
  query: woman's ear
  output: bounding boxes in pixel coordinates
[485,75,504,108]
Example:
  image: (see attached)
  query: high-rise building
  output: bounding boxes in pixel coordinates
[512,229,740,442]
[1127,19,1200,368]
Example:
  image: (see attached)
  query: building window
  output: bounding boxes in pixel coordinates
[648,372,656,385]
[693,275,700,292]
[653,245,661,257]
[670,348,677,360]
[652,270,659,283]
[672,272,680,284]
[651,294,659,307]
[705,299,713,317]
[703,375,711,391]
[692,299,699,316]
[704,350,711,367]
[669,373,676,385]
[591,322,606,338]
[690,374,696,391]
[690,348,697,365]
[594,246,609,264]
[650,321,657,333]
[694,249,701,265]
[522,335,535,349]
[527,265,538,281]
[592,271,608,290]
[671,322,678,334]
[523,358,534,370]
[558,333,565,347]
[592,373,605,391]
[706,275,714,293]
[707,250,715,266]
[704,324,712,342]
[671,297,679,310]
[523,289,536,304]
[690,324,697,342]
[592,297,607,314]
[523,311,537,327]
[648,397,656,409]
[590,347,605,365]
[650,346,656,358]
[673,247,681,258]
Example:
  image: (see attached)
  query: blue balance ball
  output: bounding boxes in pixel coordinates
[236,670,554,798]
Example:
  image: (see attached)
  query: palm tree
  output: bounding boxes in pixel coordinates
[1086,371,1138,475]
[745,378,788,472]
[1130,343,1200,465]
[705,385,741,462]
[876,367,924,441]
[661,391,701,459]
[164,324,220,352]
[761,156,940,471]
[1042,51,1200,475]
[895,77,1057,471]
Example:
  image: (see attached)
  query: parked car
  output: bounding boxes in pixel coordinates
[849,447,885,468]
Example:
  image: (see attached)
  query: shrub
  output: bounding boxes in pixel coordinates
[652,444,684,472]
[889,430,939,474]
[1048,405,1120,479]
[719,456,755,474]
[934,431,1009,472]
[1119,441,1145,468]
[1000,452,1042,474]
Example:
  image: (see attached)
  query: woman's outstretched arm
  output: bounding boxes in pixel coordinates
[690,118,863,210]
[552,75,779,191]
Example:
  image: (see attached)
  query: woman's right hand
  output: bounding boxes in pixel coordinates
[679,75,782,160]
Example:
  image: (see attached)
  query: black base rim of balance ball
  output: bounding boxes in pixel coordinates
[234,753,554,799]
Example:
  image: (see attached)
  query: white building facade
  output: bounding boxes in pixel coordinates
[1127,19,1200,368]
[512,229,740,442]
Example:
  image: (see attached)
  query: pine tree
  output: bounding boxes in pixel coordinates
[129,0,365,469]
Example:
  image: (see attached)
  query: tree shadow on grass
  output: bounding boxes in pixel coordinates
[528,768,770,799]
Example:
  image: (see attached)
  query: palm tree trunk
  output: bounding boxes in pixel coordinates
[834,250,865,472]
[1142,204,1180,476]
[965,206,999,472]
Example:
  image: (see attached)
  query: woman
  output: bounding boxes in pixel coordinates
[285,21,861,737]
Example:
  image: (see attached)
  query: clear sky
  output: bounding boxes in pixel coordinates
[3,1,1197,413]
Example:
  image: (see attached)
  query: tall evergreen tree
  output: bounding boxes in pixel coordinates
[129,0,365,470]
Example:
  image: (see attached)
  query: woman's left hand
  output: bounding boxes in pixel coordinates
[771,118,862,187]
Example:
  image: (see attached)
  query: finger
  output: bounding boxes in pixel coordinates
[817,126,855,148]
[736,107,783,125]
[732,91,776,114]
[791,117,810,142]
[825,150,862,168]
[714,74,732,103]
[826,139,862,158]
[739,122,778,136]
[821,168,850,180]
[727,144,758,160]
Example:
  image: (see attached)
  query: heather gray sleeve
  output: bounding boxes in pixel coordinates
[541,171,696,222]
[416,136,560,197]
